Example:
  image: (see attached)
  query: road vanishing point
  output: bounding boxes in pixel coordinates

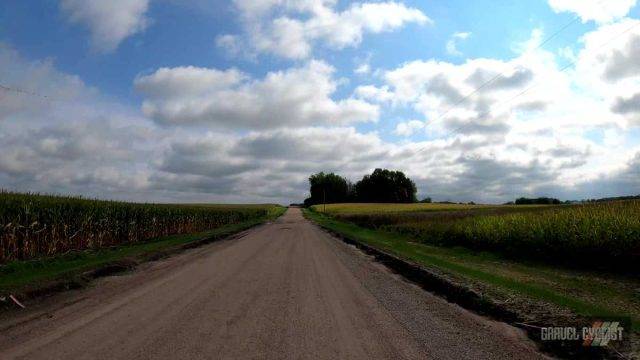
[0,208,546,359]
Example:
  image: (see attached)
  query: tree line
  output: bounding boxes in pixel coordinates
[513,197,561,205]
[302,169,607,206]
[304,168,417,206]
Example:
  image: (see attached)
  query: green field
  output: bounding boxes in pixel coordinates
[305,202,640,334]
[312,202,489,214]
[313,201,640,272]
[0,191,282,263]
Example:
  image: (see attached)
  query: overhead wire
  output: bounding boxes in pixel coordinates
[0,83,57,102]
[425,14,585,130]
[419,0,613,143]
[440,19,640,139]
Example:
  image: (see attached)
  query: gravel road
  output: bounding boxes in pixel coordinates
[0,208,547,359]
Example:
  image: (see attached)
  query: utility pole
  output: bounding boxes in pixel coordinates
[323,187,326,213]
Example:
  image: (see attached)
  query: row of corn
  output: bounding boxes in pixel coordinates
[0,191,275,263]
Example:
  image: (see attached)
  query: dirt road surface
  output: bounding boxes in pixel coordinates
[0,208,546,359]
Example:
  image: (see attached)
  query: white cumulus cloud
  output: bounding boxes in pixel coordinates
[394,120,425,136]
[217,0,430,59]
[135,60,379,129]
[446,31,471,56]
[548,0,637,23]
[358,23,640,194]
[60,0,151,52]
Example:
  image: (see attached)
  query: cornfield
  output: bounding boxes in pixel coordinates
[322,201,640,272]
[0,191,278,263]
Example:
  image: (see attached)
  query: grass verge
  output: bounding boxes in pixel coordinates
[304,208,639,358]
[0,206,286,298]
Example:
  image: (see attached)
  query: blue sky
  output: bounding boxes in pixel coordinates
[1,0,640,203]
[1,1,606,102]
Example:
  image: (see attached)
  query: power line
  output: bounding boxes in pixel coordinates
[426,15,584,129]
[0,83,56,102]
[423,0,606,134]
[438,20,640,140]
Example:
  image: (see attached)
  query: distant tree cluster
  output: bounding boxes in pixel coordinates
[514,197,561,205]
[585,195,640,203]
[305,172,354,207]
[304,169,417,206]
[355,169,417,203]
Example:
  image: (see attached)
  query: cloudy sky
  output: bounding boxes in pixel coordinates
[1,0,640,204]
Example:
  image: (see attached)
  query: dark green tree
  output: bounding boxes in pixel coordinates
[354,169,417,203]
[304,172,351,206]
[515,197,561,205]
